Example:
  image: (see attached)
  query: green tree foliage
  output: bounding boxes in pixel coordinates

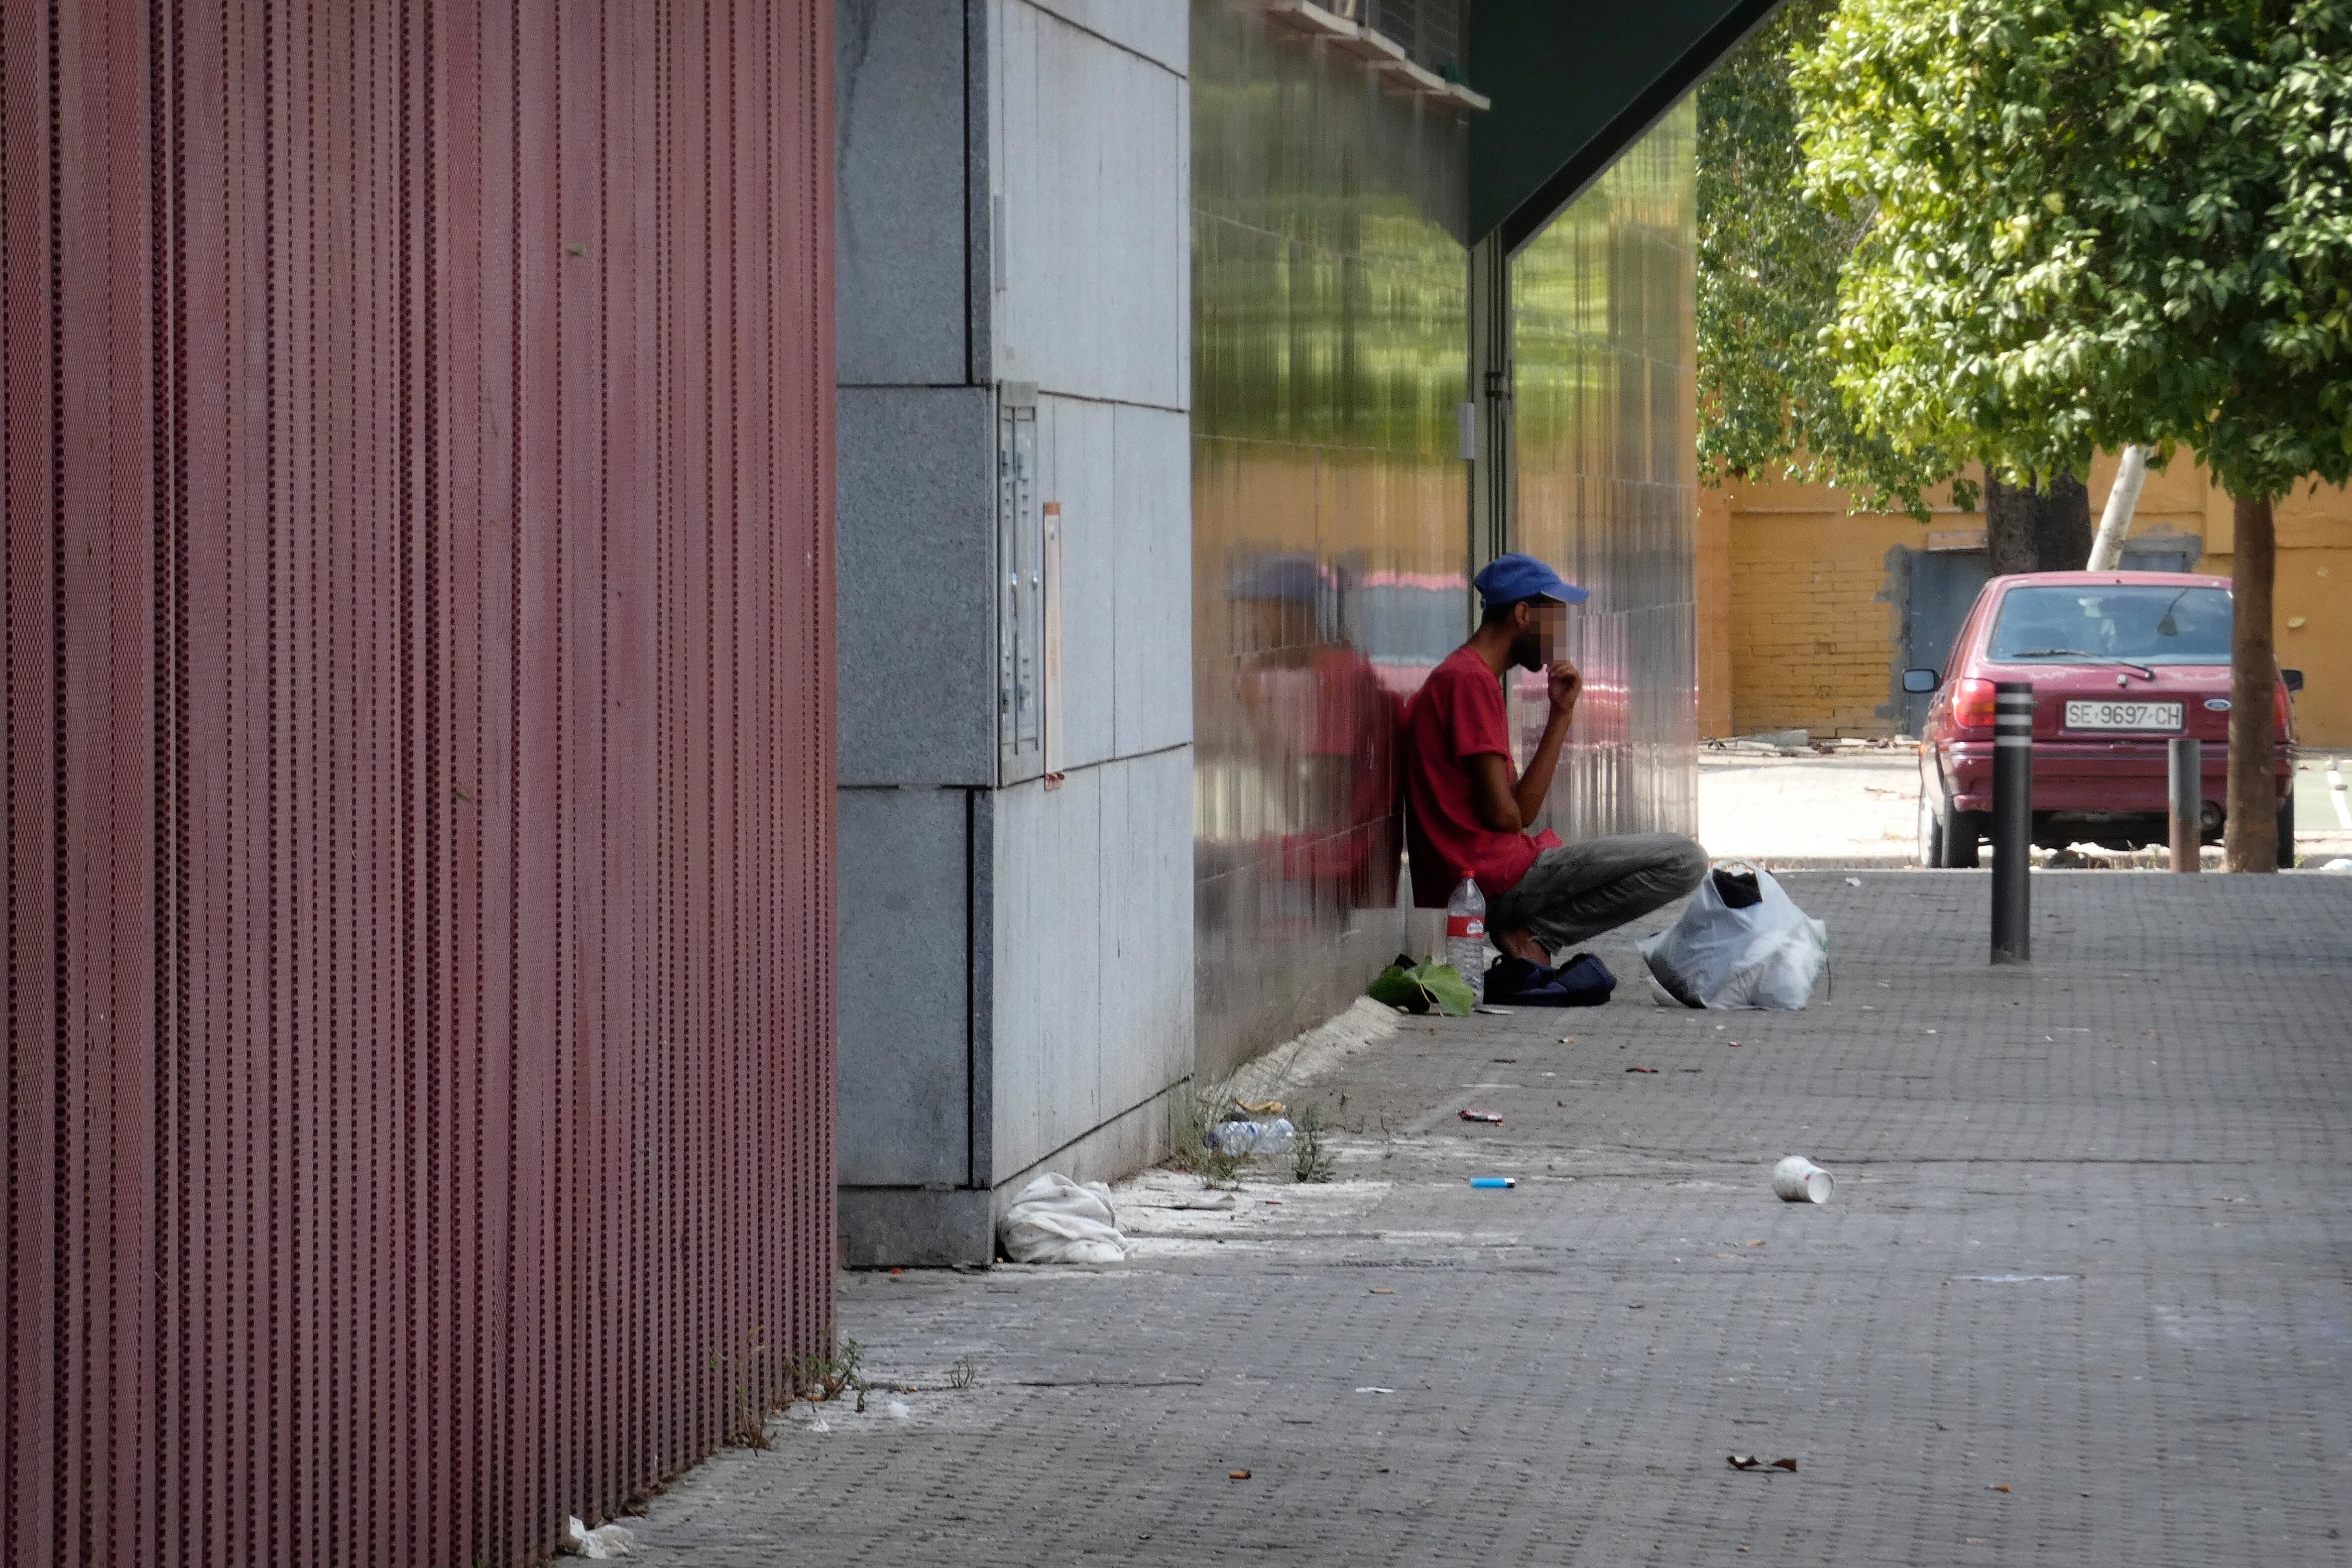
[1794,0,2352,508]
[1697,0,1964,514]
[1794,0,2352,869]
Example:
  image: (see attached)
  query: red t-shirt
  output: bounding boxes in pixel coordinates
[1401,645,1544,907]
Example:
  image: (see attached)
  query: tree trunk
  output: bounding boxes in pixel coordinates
[2085,445,2149,570]
[2223,493,2279,873]
[1984,469,2093,574]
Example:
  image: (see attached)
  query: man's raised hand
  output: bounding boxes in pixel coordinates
[1547,658,1582,716]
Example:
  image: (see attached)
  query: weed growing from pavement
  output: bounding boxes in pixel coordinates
[785,1331,873,1413]
[1292,1103,1335,1183]
[947,1353,980,1390]
[1169,1076,1252,1188]
[712,1327,774,1449]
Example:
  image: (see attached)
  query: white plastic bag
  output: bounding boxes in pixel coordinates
[560,1516,636,1559]
[1639,862,1827,1010]
[997,1172,1132,1264]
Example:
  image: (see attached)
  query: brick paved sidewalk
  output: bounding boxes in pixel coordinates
[624,873,2352,1568]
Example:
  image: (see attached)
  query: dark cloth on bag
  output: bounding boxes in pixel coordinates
[1710,866,1763,908]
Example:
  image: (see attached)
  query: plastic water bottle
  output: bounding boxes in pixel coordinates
[1446,876,1487,1006]
[1207,1118,1295,1155]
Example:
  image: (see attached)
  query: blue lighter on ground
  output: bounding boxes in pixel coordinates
[1470,1177,1517,1189]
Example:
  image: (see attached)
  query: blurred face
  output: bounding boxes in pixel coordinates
[1509,600,1568,671]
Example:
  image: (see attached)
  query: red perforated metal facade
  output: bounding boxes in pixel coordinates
[2,3,836,1564]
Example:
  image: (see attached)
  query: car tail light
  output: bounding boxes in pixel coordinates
[2275,679,2294,741]
[1953,677,1997,734]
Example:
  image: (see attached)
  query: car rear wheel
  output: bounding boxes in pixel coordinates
[1943,801,1982,868]
[2278,793,2296,869]
[1919,780,1981,868]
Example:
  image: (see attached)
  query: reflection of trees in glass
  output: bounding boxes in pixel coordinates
[1189,2,1471,906]
[1191,15,1468,459]
[1509,103,1700,841]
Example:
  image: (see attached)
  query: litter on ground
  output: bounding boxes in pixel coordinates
[997,1173,1133,1265]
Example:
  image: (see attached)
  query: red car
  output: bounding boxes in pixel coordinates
[1907,570,2300,866]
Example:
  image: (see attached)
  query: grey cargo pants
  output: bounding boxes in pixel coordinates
[1484,832,1709,955]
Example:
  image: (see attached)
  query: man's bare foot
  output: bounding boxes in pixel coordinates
[1493,925,1551,966]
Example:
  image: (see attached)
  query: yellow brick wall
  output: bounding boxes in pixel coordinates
[2183,461,2352,749]
[1695,488,1734,737]
[1704,471,1965,738]
[1727,508,1924,736]
[2265,544,2352,748]
[1692,452,2352,746]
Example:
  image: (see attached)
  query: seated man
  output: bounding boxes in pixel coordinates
[1401,553,1707,971]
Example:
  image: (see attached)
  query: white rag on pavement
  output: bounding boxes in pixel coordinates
[998,1173,1133,1264]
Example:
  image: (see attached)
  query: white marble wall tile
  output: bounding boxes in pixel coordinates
[1112,403,1193,757]
[988,752,1193,1178]
[1039,394,1117,770]
[1096,748,1196,1115]
[1024,0,1186,75]
[991,0,1187,410]
[988,769,1107,1176]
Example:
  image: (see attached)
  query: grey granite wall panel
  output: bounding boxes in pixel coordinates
[837,1189,994,1269]
[837,785,974,1187]
[837,0,975,386]
[836,385,998,786]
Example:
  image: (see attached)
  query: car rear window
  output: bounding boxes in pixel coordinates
[1986,584,2232,665]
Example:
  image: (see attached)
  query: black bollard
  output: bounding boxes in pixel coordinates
[1991,681,2033,964]
[2167,736,2202,873]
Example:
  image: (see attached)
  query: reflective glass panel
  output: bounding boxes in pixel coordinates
[1508,101,1701,843]
[1191,0,1472,1077]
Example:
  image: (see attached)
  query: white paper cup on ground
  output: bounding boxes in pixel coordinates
[1771,1155,1834,1204]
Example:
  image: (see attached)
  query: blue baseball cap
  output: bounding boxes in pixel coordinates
[1225,551,1326,602]
[1474,553,1587,607]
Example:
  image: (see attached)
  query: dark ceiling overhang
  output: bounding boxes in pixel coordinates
[1469,0,1786,251]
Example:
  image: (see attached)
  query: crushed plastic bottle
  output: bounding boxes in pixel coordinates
[1446,876,1488,1006]
[1206,1118,1296,1155]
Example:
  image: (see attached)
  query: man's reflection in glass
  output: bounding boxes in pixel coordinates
[1229,553,1402,912]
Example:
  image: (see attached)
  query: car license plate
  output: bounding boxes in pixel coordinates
[2065,699,2183,732]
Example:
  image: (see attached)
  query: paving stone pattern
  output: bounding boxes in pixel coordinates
[627,873,2352,1566]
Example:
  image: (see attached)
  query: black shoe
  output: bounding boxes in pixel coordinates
[1484,952,1617,1008]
